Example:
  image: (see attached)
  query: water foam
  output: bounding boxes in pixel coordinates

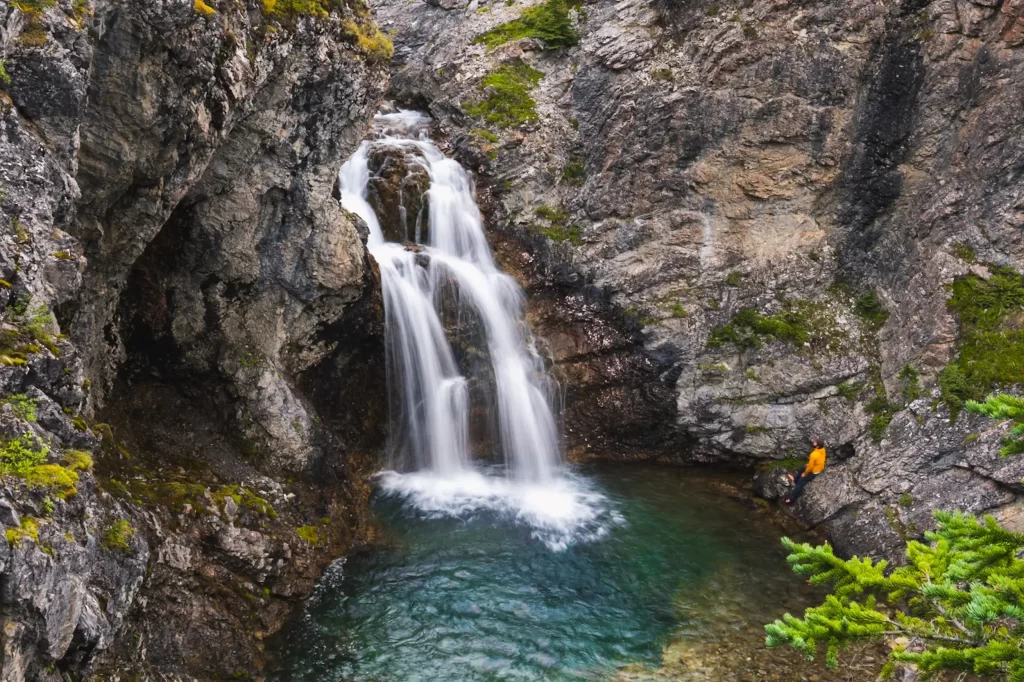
[376,468,619,551]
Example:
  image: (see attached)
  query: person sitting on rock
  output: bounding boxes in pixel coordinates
[785,437,826,504]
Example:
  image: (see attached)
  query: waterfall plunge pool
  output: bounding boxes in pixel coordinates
[267,464,850,682]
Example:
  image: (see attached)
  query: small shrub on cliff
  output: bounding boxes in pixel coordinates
[854,290,888,328]
[939,266,1024,416]
[531,204,581,244]
[0,434,47,477]
[102,520,135,552]
[1,394,38,422]
[766,511,1024,679]
[560,160,585,185]
[472,0,582,49]
[463,62,544,129]
[0,60,10,88]
[342,19,395,62]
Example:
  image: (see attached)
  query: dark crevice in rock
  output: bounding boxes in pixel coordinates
[835,20,925,262]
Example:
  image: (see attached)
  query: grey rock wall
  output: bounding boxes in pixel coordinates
[0,0,389,678]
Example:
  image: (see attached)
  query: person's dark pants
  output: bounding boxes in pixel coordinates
[788,472,817,502]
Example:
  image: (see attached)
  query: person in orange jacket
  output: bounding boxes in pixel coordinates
[785,437,826,504]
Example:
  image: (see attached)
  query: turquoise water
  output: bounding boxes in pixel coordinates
[268,464,811,682]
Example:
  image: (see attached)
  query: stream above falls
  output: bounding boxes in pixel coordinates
[267,464,841,682]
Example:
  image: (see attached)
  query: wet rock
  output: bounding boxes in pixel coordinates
[0,499,20,528]
[753,469,792,501]
[368,147,432,243]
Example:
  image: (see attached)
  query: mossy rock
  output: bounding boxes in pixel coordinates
[463,62,545,129]
[472,0,582,49]
[939,264,1024,416]
[367,149,431,243]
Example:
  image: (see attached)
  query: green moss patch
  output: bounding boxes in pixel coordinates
[23,464,78,498]
[0,303,61,366]
[939,265,1024,416]
[706,300,842,353]
[102,520,134,552]
[262,0,333,18]
[103,476,277,520]
[0,435,88,498]
[6,517,39,546]
[530,204,581,244]
[342,18,394,62]
[472,0,581,49]
[463,62,544,129]
[472,128,500,143]
[296,525,321,545]
[62,450,93,471]
[1,394,37,422]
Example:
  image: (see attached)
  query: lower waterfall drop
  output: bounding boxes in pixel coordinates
[339,110,607,549]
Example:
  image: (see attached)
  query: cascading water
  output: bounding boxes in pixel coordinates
[339,110,604,548]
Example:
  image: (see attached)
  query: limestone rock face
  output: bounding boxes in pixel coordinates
[0,0,389,678]
[375,0,1024,553]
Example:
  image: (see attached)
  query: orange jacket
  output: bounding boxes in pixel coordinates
[804,447,826,475]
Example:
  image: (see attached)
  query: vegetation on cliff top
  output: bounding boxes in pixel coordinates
[472,0,582,49]
[767,510,1024,679]
[260,0,394,61]
[342,18,395,62]
[11,0,54,45]
[463,62,544,129]
[939,265,1024,416]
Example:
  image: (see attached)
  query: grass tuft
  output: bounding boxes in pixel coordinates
[472,0,581,49]
[463,62,544,129]
[102,519,135,552]
[342,18,394,61]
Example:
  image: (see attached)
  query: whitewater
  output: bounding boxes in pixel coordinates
[338,110,613,549]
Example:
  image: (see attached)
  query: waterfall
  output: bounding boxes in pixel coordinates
[339,110,562,482]
[337,110,609,548]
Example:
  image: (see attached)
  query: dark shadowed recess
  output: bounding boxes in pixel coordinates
[97,191,387,484]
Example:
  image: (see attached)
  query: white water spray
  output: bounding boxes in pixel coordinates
[338,111,607,547]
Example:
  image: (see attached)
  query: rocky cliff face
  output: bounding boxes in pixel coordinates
[373,0,1024,557]
[0,0,389,678]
